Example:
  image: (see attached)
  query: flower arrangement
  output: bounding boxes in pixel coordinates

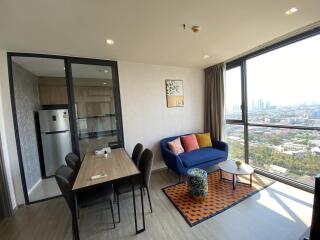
[235,160,242,169]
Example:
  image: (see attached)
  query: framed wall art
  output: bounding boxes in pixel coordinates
[166,80,184,107]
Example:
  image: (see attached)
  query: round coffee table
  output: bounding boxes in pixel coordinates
[218,160,254,190]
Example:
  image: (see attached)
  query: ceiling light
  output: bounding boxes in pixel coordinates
[203,55,210,59]
[103,82,107,85]
[285,7,298,15]
[99,69,109,73]
[106,39,114,45]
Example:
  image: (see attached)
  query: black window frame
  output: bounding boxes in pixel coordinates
[225,26,320,193]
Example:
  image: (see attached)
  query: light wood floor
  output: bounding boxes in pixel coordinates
[0,170,314,240]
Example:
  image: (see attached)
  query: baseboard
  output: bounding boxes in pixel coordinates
[152,166,168,173]
[27,178,42,195]
[12,205,19,215]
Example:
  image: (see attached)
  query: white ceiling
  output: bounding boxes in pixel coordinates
[1,0,320,68]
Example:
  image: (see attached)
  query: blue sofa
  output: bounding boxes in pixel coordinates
[160,134,228,176]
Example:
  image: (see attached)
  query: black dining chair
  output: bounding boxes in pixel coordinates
[65,152,81,175]
[114,148,154,222]
[55,165,116,235]
[54,165,79,240]
[132,143,144,167]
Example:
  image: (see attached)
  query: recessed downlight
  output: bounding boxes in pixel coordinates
[203,55,210,59]
[285,7,298,15]
[106,39,114,45]
[103,82,107,85]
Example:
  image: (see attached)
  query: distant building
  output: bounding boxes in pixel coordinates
[311,147,320,156]
[273,142,306,157]
[309,140,320,147]
[269,164,288,175]
[282,150,305,158]
[258,99,264,110]
[311,111,320,119]
[227,136,241,141]
[282,142,306,151]
[266,101,270,109]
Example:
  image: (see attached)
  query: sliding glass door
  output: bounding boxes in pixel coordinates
[7,53,124,204]
[67,59,123,159]
[225,29,320,189]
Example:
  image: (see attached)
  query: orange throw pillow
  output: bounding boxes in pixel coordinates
[181,134,200,152]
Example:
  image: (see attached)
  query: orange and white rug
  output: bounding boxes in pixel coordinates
[162,170,274,226]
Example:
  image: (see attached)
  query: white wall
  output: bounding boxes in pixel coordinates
[0,57,205,208]
[118,61,204,169]
[0,50,25,207]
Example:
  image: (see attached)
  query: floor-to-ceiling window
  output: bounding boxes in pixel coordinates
[225,66,245,162]
[225,29,320,189]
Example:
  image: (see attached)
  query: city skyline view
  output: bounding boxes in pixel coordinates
[226,33,320,115]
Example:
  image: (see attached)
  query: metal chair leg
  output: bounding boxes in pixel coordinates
[72,194,80,240]
[113,190,117,203]
[132,184,138,233]
[116,193,120,223]
[146,187,153,213]
[109,200,116,229]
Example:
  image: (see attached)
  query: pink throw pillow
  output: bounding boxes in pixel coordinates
[168,138,185,155]
[181,134,200,152]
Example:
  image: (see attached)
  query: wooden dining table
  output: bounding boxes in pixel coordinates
[71,148,145,240]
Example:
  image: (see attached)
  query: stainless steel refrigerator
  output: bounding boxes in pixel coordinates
[39,109,72,177]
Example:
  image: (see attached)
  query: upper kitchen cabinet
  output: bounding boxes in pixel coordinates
[74,85,114,118]
[38,77,68,105]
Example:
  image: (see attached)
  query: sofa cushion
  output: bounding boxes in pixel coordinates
[196,133,212,148]
[179,147,226,168]
[167,137,184,155]
[181,134,200,152]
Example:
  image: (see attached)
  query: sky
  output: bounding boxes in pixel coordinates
[226,34,320,111]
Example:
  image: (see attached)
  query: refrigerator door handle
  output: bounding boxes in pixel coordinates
[44,130,69,135]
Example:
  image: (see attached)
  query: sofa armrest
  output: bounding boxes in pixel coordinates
[160,144,185,175]
[213,139,228,153]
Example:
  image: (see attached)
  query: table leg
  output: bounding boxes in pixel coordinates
[232,174,235,190]
[250,174,252,187]
[220,169,222,180]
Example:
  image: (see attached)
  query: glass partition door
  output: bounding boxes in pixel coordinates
[68,60,123,159]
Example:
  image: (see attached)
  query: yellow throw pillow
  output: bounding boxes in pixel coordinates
[196,133,212,148]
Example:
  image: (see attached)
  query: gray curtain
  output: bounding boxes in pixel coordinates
[204,63,225,141]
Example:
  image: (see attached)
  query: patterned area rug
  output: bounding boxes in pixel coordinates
[162,170,274,227]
